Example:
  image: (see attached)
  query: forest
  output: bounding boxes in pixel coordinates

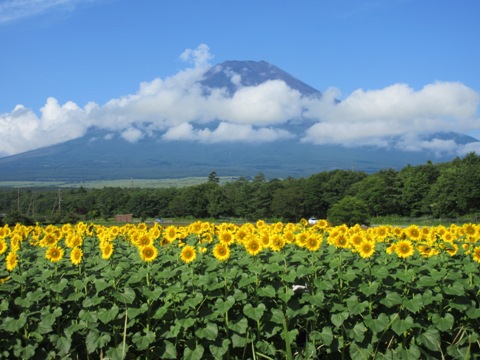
[1,152,480,226]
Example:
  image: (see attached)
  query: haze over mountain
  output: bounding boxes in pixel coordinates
[0,54,479,182]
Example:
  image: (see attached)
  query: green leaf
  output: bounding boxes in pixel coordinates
[417,276,437,287]
[444,282,465,296]
[128,303,148,319]
[431,313,454,331]
[359,281,379,296]
[238,275,256,288]
[417,327,440,352]
[331,311,349,328]
[228,318,248,334]
[160,341,177,359]
[403,294,423,314]
[195,322,218,340]
[231,333,246,348]
[345,295,368,315]
[79,309,98,323]
[37,313,56,334]
[105,344,129,360]
[243,303,266,321]
[82,295,105,308]
[94,279,110,293]
[132,330,156,350]
[318,327,334,346]
[86,329,111,354]
[349,342,372,360]
[115,287,136,304]
[50,278,68,293]
[3,313,27,332]
[185,292,204,309]
[391,315,414,336]
[307,291,325,306]
[214,296,235,313]
[270,308,284,324]
[55,336,72,356]
[209,339,230,358]
[365,313,390,333]
[466,306,480,319]
[152,304,168,319]
[380,291,403,308]
[97,305,119,324]
[350,322,367,342]
[257,285,276,298]
[183,343,204,360]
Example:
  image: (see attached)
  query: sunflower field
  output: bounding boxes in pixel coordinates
[1,220,480,359]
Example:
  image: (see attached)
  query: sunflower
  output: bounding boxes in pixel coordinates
[284,231,295,244]
[405,225,422,241]
[40,233,58,248]
[245,238,262,256]
[137,223,148,232]
[213,243,231,261]
[149,226,162,239]
[395,240,415,258]
[218,231,235,246]
[101,242,114,260]
[235,229,249,243]
[259,232,271,248]
[349,234,364,248]
[472,247,480,263]
[164,226,177,243]
[46,246,65,263]
[256,220,266,228]
[136,234,153,247]
[334,234,349,249]
[295,233,308,248]
[444,243,458,256]
[386,243,396,255]
[270,235,285,252]
[140,245,158,262]
[463,223,477,237]
[188,221,204,235]
[70,247,83,266]
[305,236,321,252]
[358,240,375,259]
[6,251,18,272]
[180,245,196,263]
[0,239,7,255]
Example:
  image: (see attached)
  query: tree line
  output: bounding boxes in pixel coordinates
[1,152,480,226]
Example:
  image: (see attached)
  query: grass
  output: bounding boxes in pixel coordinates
[0,177,238,189]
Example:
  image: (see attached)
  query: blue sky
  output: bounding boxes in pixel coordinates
[1,0,479,157]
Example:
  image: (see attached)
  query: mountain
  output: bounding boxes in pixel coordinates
[0,60,478,182]
[201,60,321,97]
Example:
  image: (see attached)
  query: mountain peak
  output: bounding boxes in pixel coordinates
[200,60,321,97]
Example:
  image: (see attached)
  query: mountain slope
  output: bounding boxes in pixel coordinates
[0,60,478,182]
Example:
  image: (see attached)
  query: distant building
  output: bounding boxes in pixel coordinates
[115,214,133,223]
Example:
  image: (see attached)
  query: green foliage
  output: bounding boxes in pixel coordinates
[1,153,480,223]
[327,196,370,226]
[1,227,480,359]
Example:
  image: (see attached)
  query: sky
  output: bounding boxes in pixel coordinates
[1,0,480,158]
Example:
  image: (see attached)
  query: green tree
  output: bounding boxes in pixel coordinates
[348,169,402,216]
[270,178,305,222]
[327,196,370,226]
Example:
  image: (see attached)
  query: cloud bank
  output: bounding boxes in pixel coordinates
[1,44,479,158]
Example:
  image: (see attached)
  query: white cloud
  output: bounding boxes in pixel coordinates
[0,0,107,24]
[301,82,480,154]
[0,44,479,158]
[121,127,143,143]
[162,122,293,143]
